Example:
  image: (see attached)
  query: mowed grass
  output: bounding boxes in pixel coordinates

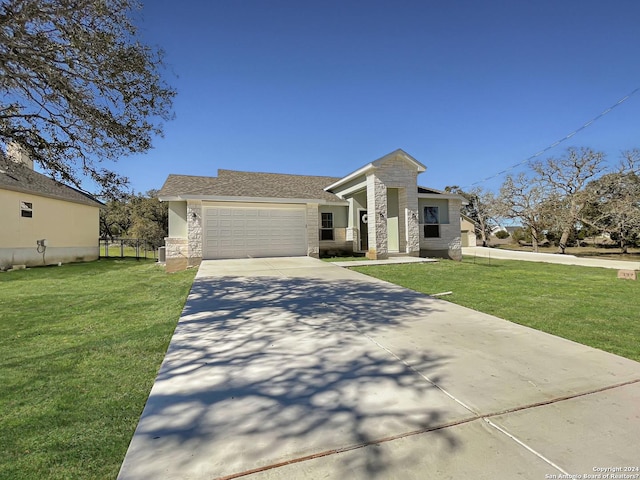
[352,257,640,362]
[0,259,196,480]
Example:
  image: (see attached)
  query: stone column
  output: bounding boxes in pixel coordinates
[366,173,388,259]
[164,237,188,272]
[186,200,202,267]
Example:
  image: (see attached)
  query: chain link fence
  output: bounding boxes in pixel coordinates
[99,238,158,260]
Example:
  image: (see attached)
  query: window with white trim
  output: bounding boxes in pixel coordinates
[20,201,33,218]
[320,212,334,240]
[423,206,439,238]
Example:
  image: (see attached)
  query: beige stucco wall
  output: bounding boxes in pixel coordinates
[461,217,477,247]
[318,205,351,254]
[0,188,99,266]
[318,205,348,228]
[168,201,188,238]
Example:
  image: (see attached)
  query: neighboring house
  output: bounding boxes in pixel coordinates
[460,214,477,247]
[0,147,102,268]
[158,149,467,272]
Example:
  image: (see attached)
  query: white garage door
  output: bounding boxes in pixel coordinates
[203,203,308,259]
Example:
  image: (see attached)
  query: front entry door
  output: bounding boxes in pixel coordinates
[359,210,368,251]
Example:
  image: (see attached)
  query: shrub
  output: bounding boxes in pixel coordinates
[495,230,510,240]
[511,228,531,244]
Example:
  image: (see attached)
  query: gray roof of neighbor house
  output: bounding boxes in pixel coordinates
[159,169,345,203]
[0,156,103,207]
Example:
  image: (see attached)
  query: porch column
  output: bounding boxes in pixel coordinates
[365,173,387,259]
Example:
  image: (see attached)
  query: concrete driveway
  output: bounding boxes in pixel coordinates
[118,257,640,480]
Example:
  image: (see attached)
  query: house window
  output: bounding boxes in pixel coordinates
[20,201,33,218]
[320,212,334,241]
[423,206,439,238]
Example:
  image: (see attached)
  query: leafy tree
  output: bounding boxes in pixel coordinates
[99,190,167,248]
[531,147,605,253]
[510,227,532,244]
[0,0,175,197]
[128,189,168,248]
[582,152,640,253]
[100,198,132,239]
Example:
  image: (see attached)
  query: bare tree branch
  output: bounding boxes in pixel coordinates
[0,0,176,198]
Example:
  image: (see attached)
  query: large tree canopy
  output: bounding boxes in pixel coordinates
[0,0,175,197]
[100,189,167,248]
[531,147,605,253]
[582,152,640,253]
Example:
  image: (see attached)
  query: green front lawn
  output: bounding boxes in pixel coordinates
[1,256,638,479]
[0,259,195,480]
[352,257,640,362]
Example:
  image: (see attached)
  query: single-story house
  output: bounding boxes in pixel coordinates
[158,149,467,272]
[0,145,102,268]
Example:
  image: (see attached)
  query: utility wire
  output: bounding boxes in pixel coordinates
[464,87,640,188]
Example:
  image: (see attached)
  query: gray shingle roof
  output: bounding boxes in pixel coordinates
[159,169,344,203]
[0,156,103,207]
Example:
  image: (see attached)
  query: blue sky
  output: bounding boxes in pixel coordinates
[112,0,640,194]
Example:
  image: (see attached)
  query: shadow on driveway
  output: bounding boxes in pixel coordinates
[118,275,471,479]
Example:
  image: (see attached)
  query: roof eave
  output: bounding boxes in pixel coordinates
[418,192,469,204]
[0,183,103,207]
[324,163,374,192]
[158,194,348,206]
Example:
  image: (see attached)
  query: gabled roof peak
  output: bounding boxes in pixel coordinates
[324,148,426,192]
[371,149,426,172]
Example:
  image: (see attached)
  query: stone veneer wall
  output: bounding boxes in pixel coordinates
[319,227,352,255]
[419,199,462,255]
[164,237,188,273]
[186,201,203,267]
[366,173,387,259]
[369,155,421,256]
[165,201,202,272]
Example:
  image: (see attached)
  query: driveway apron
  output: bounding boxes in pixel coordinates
[118,257,640,480]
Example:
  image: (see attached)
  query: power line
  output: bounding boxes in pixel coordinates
[464,87,640,188]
